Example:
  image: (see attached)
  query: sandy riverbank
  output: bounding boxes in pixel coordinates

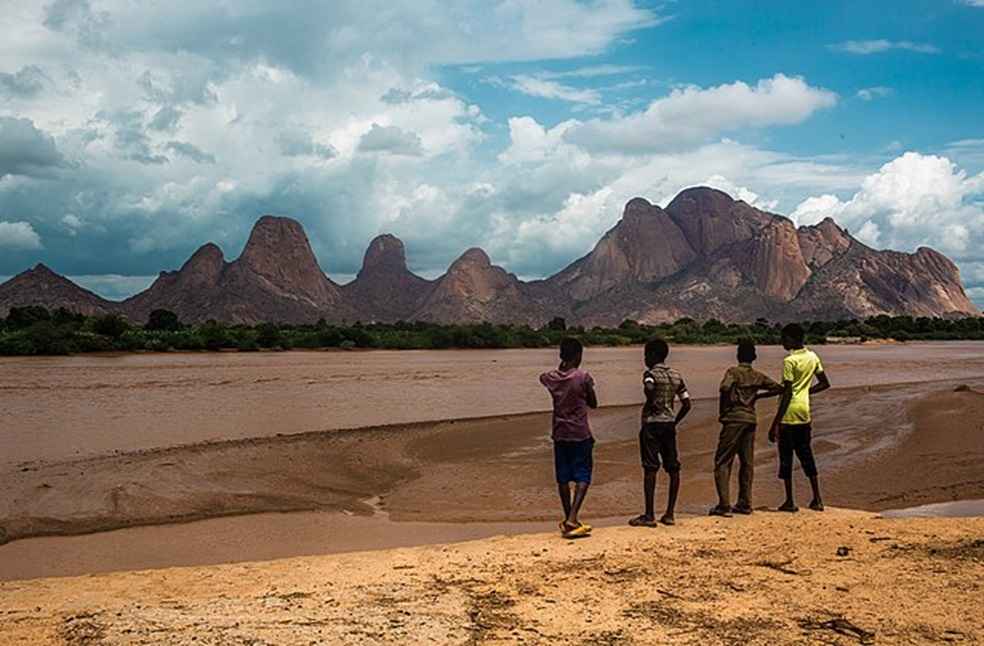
[2,510,981,644]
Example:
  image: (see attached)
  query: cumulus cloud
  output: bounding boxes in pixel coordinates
[358,124,424,156]
[829,40,940,55]
[857,86,894,101]
[565,74,838,153]
[791,152,984,272]
[0,117,67,177]
[0,221,43,249]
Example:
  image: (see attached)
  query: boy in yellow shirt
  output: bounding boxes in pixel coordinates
[769,323,831,512]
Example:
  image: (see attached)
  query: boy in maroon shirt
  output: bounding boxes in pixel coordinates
[540,337,598,538]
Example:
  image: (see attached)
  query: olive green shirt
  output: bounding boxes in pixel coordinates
[719,363,780,424]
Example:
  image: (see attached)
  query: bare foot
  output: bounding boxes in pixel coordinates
[660,514,675,526]
[809,500,825,512]
[777,501,799,513]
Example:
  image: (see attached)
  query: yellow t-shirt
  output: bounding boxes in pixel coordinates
[781,348,824,424]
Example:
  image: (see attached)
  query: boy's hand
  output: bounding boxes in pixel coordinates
[768,421,779,444]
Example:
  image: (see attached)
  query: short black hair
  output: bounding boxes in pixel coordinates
[559,337,583,362]
[644,337,669,366]
[737,338,757,363]
[781,323,805,345]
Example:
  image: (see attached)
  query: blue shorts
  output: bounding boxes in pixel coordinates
[554,438,594,484]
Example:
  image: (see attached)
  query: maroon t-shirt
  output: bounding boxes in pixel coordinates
[540,368,595,441]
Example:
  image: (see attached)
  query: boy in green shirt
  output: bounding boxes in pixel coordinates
[769,323,831,512]
[710,339,783,517]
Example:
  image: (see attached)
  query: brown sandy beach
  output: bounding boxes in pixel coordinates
[1,343,984,581]
[2,511,982,644]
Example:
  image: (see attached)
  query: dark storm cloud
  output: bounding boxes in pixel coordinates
[0,65,48,99]
[0,117,68,178]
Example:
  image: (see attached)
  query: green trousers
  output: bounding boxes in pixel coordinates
[714,422,756,508]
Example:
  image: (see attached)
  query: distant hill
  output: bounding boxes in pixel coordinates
[1,187,977,324]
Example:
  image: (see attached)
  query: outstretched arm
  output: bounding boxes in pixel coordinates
[755,383,785,401]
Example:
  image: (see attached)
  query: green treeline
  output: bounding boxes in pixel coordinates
[1,306,982,356]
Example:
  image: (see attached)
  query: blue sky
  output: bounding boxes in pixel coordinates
[1,0,983,306]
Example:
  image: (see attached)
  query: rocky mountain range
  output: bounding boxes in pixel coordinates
[1,187,977,325]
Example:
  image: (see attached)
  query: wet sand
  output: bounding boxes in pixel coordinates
[3,511,982,644]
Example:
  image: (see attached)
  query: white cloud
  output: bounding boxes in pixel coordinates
[565,74,838,153]
[829,40,940,55]
[791,152,984,265]
[504,75,601,104]
[0,220,43,249]
[541,64,645,79]
[960,0,984,7]
[701,175,779,211]
[61,213,83,236]
[857,86,894,101]
[498,116,581,164]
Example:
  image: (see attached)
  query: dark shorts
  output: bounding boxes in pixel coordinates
[640,422,680,473]
[554,438,594,484]
[778,423,819,479]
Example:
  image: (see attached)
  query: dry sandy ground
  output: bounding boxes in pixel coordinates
[1,510,982,645]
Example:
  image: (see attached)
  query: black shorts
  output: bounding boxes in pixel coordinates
[640,422,680,473]
[778,423,818,479]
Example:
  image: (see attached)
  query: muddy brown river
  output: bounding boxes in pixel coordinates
[4,342,984,464]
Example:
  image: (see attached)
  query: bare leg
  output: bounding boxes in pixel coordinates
[778,477,798,512]
[662,471,680,524]
[567,482,590,526]
[808,476,824,511]
[643,469,657,518]
[557,483,572,523]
